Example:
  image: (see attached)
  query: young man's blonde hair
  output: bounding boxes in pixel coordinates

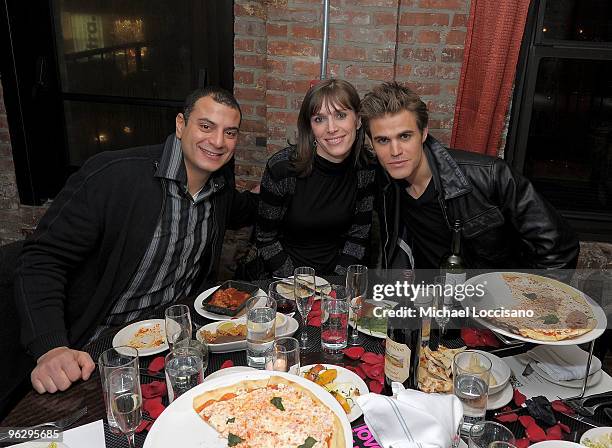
[360,82,429,136]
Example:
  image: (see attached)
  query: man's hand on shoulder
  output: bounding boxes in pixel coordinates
[31,346,96,394]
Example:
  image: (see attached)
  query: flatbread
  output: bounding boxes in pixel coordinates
[193,376,345,448]
[484,273,597,342]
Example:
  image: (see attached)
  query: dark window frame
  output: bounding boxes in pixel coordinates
[506,0,612,241]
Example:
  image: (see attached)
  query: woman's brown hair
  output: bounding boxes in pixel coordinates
[293,79,367,177]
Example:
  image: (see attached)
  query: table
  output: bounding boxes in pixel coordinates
[1,279,607,447]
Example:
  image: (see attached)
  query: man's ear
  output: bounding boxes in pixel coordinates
[176,113,185,139]
[421,127,428,143]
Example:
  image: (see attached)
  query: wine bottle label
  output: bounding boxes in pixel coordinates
[384,337,411,383]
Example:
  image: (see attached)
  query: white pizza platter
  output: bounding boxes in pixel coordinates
[463,272,607,346]
[144,370,353,448]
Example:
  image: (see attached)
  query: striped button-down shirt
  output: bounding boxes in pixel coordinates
[91,136,224,339]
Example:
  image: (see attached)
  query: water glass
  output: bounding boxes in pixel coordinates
[266,337,300,374]
[433,275,452,337]
[321,296,349,354]
[174,338,209,373]
[268,280,296,315]
[165,304,192,351]
[246,295,277,368]
[108,366,142,448]
[98,346,139,433]
[165,345,205,403]
[294,267,316,349]
[468,421,516,448]
[346,264,368,345]
[453,350,492,434]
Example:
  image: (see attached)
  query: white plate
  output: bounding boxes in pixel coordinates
[204,366,257,382]
[486,382,513,410]
[195,316,299,352]
[530,441,583,448]
[276,276,332,300]
[463,272,607,346]
[112,319,168,356]
[580,426,612,447]
[471,350,511,395]
[144,370,353,448]
[300,363,369,423]
[194,285,266,321]
[530,362,602,389]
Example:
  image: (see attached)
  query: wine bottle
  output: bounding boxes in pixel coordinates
[440,219,466,286]
[384,300,422,393]
[438,219,466,340]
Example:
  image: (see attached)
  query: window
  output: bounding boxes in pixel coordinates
[506,0,612,241]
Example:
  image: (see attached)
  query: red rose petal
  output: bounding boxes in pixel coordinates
[220,360,234,369]
[558,422,570,433]
[545,424,563,440]
[308,309,322,319]
[143,397,165,419]
[461,328,481,347]
[525,423,547,443]
[135,419,151,433]
[343,346,365,360]
[360,363,385,382]
[361,352,384,365]
[148,356,165,374]
[515,438,530,448]
[368,380,383,393]
[308,316,321,327]
[495,407,519,423]
[514,389,527,407]
[551,400,575,415]
[352,364,367,380]
[518,415,536,428]
[141,381,167,399]
[329,290,337,299]
[311,301,321,312]
[480,329,500,348]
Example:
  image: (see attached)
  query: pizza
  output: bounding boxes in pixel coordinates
[487,273,597,342]
[193,376,346,448]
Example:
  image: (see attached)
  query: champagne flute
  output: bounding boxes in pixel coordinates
[294,266,316,349]
[109,367,142,448]
[165,304,192,351]
[346,264,368,345]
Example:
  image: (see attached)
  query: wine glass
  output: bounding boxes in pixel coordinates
[165,304,192,351]
[433,276,451,341]
[108,366,142,448]
[346,264,368,345]
[294,266,316,349]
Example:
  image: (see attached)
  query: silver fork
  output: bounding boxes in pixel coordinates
[0,406,88,441]
[572,399,612,417]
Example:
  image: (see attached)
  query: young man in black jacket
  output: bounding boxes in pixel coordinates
[14,86,257,394]
[360,82,579,272]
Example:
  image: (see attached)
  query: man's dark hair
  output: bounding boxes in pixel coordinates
[360,81,428,136]
[183,86,242,123]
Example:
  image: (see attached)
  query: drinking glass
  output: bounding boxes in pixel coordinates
[165,345,205,403]
[98,346,139,434]
[108,366,142,448]
[468,421,516,448]
[294,267,316,349]
[165,304,192,351]
[246,295,277,368]
[266,337,300,374]
[433,275,452,338]
[268,280,296,315]
[453,350,492,434]
[346,264,368,345]
[174,338,209,374]
[321,296,349,354]
[414,288,433,348]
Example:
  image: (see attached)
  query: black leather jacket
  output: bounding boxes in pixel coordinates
[377,135,579,270]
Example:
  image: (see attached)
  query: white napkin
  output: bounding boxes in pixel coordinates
[527,345,602,381]
[356,385,463,448]
[9,419,106,448]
